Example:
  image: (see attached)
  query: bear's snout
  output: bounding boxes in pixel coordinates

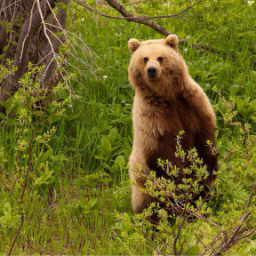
[147,67,157,79]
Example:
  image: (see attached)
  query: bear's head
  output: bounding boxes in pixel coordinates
[128,35,188,99]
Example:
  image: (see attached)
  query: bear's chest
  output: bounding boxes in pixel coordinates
[134,95,199,139]
[133,94,200,169]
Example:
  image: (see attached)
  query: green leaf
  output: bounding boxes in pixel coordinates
[41,148,53,162]
[100,136,112,157]
[216,100,227,115]
[34,169,54,186]
[65,110,81,121]
[251,70,256,79]
[115,155,125,168]
[122,213,131,223]
[48,115,63,123]
[184,244,200,255]
[107,127,119,144]
[0,112,7,119]
[86,198,98,211]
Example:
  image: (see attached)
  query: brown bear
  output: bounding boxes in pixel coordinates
[128,34,218,214]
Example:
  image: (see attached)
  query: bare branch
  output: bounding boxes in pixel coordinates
[122,0,166,6]
[35,0,66,90]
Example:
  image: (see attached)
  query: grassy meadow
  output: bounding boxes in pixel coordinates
[1,0,256,254]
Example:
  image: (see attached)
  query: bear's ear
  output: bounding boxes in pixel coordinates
[128,39,141,54]
[165,34,179,50]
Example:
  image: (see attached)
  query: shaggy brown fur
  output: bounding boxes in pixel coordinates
[128,35,218,214]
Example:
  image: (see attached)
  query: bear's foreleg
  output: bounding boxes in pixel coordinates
[131,184,154,214]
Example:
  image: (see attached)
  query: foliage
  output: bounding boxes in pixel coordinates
[0,63,71,254]
[113,127,256,255]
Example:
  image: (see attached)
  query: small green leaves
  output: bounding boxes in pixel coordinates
[0,202,20,232]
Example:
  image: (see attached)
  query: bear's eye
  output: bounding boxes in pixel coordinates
[144,57,148,64]
[157,57,163,63]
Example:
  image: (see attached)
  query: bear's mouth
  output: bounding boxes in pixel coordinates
[147,75,158,80]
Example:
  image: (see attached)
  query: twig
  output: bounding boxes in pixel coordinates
[0,0,20,12]
[0,176,18,201]
[20,1,36,62]
[174,202,187,255]
[110,230,134,255]
[36,0,56,58]
[22,234,54,256]
[122,0,166,6]
[7,214,24,256]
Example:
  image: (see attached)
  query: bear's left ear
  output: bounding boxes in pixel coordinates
[128,39,141,54]
[165,34,179,50]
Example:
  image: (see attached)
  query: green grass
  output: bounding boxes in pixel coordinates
[1,0,256,254]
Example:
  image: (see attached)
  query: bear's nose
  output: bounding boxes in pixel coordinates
[147,67,157,77]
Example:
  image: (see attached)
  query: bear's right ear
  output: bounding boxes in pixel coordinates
[128,39,141,54]
[165,34,179,50]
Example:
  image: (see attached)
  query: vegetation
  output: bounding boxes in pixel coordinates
[1,0,256,254]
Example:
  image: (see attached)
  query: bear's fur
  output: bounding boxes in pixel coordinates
[128,34,218,214]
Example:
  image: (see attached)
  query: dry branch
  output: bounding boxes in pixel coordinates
[38,0,69,90]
